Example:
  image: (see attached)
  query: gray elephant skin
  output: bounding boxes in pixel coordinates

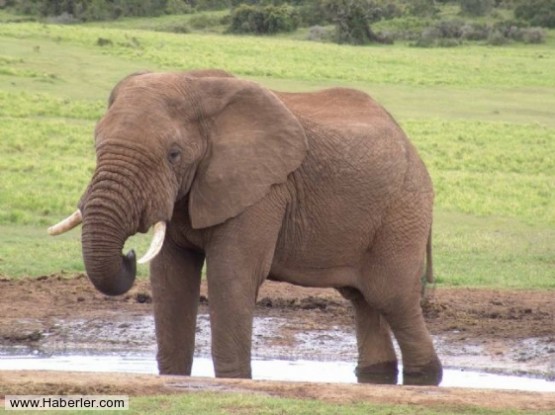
[50,69,442,386]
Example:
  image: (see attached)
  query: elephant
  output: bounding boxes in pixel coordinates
[49,69,442,386]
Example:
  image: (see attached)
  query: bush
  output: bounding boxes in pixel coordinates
[459,0,494,16]
[515,0,555,28]
[195,0,231,11]
[521,27,546,43]
[46,11,80,24]
[487,29,509,45]
[228,4,299,34]
[165,0,194,14]
[460,22,489,40]
[305,25,333,42]
[11,0,173,21]
[298,0,330,27]
[412,17,544,47]
[435,18,465,38]
[408,0,439,17]
[188,12,225,29]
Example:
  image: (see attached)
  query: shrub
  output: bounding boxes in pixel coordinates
[162,22,190,33]
[195,0,231,11]
[487,29,509,45]
[228,4,299,34]
[165,0,194,14]
[458,0,494,16]
[408,0,439,17]
[515,0,555,28]
[435,18,465,38]
[460,22,489,40]
[188,12,224,29]
[305,25,332,42]
[298,0,330,27]
[46,11,80,24]
[521,27,546,43]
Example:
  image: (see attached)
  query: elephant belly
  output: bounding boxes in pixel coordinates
[268,262,361,288]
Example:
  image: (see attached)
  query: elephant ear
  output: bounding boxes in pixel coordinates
[188,78,308,229]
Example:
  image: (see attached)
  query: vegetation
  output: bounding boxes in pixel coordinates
[1,0,553,45]
[0,11,553,289]
[124,393,548,415]
[227,3,299,34]
[515,0,555,28]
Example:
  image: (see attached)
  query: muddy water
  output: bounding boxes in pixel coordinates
[1,352,555,392]
[1,314,554,392]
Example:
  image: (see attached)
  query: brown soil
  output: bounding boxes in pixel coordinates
[1,274,554,411]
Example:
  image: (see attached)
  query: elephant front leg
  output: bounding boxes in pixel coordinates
[205,202,284,379]
[206,266,258,379]
[338,288,398,384]
[150,242,204,375]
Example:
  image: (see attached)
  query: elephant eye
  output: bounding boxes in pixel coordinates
[167,147,182,165]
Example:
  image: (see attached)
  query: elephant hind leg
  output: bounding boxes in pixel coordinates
[358,194,442,385]
[337,287,398,384]
[359,252,442,386]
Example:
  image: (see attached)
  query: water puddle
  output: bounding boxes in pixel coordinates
[1,352,554,392]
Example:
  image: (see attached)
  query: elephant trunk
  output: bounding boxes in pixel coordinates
[77,141,174,296]
[81,209,137,296]
[80,163,144,296]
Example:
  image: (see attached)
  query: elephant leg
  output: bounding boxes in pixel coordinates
[383,292,442,386]
[150,240,204,375]
[361,254,442,385]
[205,201,284,379]
[338,287,398,384]
[361,198,442,386]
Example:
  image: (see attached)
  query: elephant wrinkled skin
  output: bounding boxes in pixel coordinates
[51,69,442,385]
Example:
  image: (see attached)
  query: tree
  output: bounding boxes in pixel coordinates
[322,0,384,45]
[228,4,299,34]
[515,0,555,28]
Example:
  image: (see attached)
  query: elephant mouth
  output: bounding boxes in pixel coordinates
[48,209,167,265]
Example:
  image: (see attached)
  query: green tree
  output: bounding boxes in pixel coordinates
[322,0,384,45]
[515,0,555,28]
[228,3,299,34]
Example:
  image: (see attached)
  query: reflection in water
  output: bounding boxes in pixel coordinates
[1,353,554,392]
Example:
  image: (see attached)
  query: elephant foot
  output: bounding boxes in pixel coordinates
[403,358,443,386]
[356,361,399,385]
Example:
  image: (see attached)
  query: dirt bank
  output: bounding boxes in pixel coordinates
[1,274,554,410]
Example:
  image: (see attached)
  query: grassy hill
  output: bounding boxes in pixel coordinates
[0,19,553,288]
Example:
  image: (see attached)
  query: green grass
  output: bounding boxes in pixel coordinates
[0,21,553,289]
[1,23,555,88]
[6,392,548,415]
[122,393,546,415]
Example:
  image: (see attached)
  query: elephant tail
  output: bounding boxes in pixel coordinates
[421,226,434,301]
[425,225,434,284]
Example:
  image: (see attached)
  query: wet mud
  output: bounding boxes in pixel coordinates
[0,274,554,381]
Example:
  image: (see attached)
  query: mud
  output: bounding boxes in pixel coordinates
[1,274,554,407]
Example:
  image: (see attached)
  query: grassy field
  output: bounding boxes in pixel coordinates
[0,20,553,288]
[83,393,552,415]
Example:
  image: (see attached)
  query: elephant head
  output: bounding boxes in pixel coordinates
[49,70,308,296]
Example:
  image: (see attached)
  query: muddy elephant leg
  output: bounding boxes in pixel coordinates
[205,202,284,379]
[383,292,442,386]
[338,288,398,384]
[150,240,204,375]
[362,259,441,385]
[205,261,258,378]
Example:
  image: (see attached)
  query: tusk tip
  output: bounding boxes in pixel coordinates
[137,221,167,265]
[47,226,60,236]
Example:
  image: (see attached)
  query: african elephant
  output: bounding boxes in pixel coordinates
[49,69,442,385]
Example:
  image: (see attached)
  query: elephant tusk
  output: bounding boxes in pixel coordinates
[137,221,167,264]
[48,209,83,236]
